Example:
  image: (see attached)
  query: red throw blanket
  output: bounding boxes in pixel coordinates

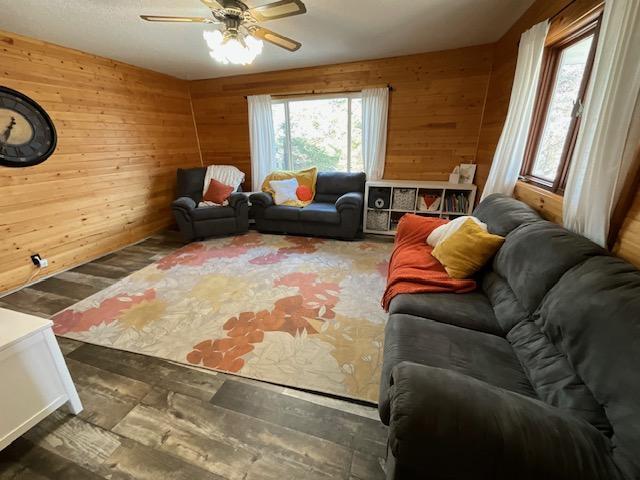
[382,214,476,311]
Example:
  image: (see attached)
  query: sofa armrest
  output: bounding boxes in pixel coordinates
[387,362,617,480]
[228,192,248,209]
[171,196,197,212]
[335,192,363,211]
[249,191,274,208]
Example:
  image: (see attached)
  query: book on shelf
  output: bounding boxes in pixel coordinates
[444,193,469,213]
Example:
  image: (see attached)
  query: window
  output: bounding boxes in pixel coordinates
[271,93,362,173]
[521,16,601,193]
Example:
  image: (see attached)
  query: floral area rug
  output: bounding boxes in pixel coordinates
[52,233,392,403]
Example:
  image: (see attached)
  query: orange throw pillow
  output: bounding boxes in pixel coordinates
[296,185,313,202]
[203,178,234,204]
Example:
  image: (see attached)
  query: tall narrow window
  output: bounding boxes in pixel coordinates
[271,93,362,173]
[521,16,601,193]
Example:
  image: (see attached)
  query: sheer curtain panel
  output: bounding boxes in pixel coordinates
[481,20,549,200]
[248,94,276,191]
[362,87,389,181]
[563,0,640,246]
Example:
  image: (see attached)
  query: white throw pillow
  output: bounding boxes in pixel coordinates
[427,215,488,247]
[270,178,299,205]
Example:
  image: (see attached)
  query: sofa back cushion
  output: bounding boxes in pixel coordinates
[314,172,366,203]
[492,222,605,314]
[176,167,206,203]
[473,193,542,236]
[507,319,612,435]
[481,220,614,439]
[481,221,604,333]
[535,255,640,478]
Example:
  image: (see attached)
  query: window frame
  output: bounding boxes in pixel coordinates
[271,92,362,173]
[520,14,602,194]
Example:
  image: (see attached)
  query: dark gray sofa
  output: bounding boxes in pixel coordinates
[379,194,640,480]
[249,171,365,240]
[171,167,248,241]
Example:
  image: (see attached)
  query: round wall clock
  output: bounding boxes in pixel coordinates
[0,86,57,168]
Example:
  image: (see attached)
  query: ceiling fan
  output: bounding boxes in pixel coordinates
[140,0,306,54]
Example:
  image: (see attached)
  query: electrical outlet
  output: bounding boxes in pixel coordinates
[30,254,48,269]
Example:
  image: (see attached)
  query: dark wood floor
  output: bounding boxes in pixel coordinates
[0,232,387,480]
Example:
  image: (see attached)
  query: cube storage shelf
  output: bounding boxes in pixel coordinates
[363,180,477,235]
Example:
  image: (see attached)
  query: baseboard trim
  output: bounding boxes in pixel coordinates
[0,233,160,299]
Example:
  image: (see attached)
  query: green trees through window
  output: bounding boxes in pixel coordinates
[272,94,363,173]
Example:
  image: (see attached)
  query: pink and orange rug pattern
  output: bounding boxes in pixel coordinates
[52,233,392,403]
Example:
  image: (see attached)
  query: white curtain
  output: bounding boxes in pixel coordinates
[563,0,640,246]
[362,87,389,180]
[481,20,549,201]
[248,94,275,191]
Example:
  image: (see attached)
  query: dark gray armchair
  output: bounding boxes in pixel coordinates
[250,171,366,240]
[171,167,248,241]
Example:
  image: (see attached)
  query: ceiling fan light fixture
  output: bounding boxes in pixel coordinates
[203,29,263,65]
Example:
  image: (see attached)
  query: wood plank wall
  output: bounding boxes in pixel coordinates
[474,0,640,268]
[0,30,201,293]
[615,188,640,264]
[491,0,603,222]
[2,0,639,294]
[189,45,493,188]
[474,0,576,192]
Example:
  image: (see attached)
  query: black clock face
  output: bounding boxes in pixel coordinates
[0,86,57,168]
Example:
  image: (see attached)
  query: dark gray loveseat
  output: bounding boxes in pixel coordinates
[379,194,640,480]
[171,167,248,241]
[249,171,366,240]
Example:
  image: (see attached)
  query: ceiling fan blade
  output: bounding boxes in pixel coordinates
[248,0,306,22]
[200,0,223,9]
[140,15,214,23]
[249,26,301,52]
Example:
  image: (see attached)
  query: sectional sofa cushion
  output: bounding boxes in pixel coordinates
[492,221,605,314]
[299,202,341,224]
[480,271,529,333]
[263,205,300,221]
[313,171,366,203]
[176,167,206,204]
[508,320,612,435]
[483,221,616,435]
[379,313,535,424]
[388,291,503,337]
[387,363,619,480]
[473,193,542,236]
[190,205,236,221]
[535,255,640,479]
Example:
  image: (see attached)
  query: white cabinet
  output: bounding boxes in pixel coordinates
[0,308,82,451]
[364,180,477,235]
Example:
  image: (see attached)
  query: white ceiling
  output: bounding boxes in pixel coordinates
[0,0,534,80]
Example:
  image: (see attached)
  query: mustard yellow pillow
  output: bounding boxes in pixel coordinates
[261,167,318,207]
[432,218,505,279]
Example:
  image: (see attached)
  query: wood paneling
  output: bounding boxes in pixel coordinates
[514,181,563,224]
[474,0,606,194]
[0,30,201,294]
[479,0,640,268]
[475,0,603,193]
[189,45,493,188]
[3,0,638,292]
[614,187,640,267]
